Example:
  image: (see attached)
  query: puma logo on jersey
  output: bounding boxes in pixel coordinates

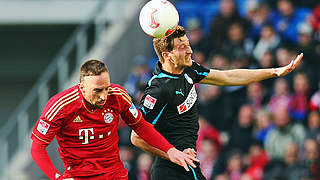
[73,116,83,122]
[175,89,184,96]
[177,86,197,114]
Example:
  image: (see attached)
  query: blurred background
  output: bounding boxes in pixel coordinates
[0,0,320,179]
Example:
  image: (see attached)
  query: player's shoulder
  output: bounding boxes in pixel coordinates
[108,84,132,104]
[147,72,179,88]
[44,85,81,118]
[189,60,202,70]
[144,77,170,99]
[185,60,209,75]
[109,84,129,94]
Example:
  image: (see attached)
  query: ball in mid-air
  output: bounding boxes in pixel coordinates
[139,0,179,38]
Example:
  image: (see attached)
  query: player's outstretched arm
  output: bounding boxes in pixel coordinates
[130,121,199,171]
[200,53,303,86]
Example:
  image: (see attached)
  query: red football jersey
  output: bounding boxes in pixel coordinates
[31,84,142,177]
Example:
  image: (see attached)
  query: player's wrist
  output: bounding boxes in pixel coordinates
[167,147,174,152]
[166,146,175,153]
[271,68,278,77]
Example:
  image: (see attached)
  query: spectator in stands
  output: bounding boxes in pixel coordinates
[258,51,275,69]
[254,109,274,144]
[243,142,269,180]
[246,82,269,113]
[265,107,306,160]
[253,24,281,61]
[208,54,229,70]
[310,4,320,42]
[310,81,320,112]
[269,0,311,44]
[247,2,272,41]
[224,104,255,154]
[197,116,222,153]
[224,150,244,180]
[211,105,254,179]
[276,47,292,67]
[221,22,254,68]
[257,51,276,92]
[303,139,320,178]
[305,111,320,142]
[185,18,207,65]
[198,137,220,180]
[208,0,250,52]
[198,85,237,132]
[136,153,153,180]
[283,143,309,180]
[119,146,136,178]
[267,78,292,115]
[123,55,152,104]
[263,143,308,180]
[296,22,320,83]
[289,72,310,121]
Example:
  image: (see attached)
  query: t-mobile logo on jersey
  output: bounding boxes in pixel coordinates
[79,128,94,144]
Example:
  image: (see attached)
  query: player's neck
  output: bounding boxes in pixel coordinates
[162,62,184,74]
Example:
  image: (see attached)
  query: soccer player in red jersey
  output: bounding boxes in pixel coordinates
[30,59,198,180]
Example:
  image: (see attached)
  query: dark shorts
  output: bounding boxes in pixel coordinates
[150,158,206,180]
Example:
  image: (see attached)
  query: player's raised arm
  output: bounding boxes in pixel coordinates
[200,53,303,86]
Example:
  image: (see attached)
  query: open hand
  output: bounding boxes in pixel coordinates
[274,53,303,77]
[167,147,200,171]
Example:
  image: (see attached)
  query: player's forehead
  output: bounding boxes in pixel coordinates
[172,35,189,47]
[83,72,110,88]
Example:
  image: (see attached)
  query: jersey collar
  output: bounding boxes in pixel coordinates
[155,61,180,77]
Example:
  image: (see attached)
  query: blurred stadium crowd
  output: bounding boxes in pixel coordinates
[117,0,320,179]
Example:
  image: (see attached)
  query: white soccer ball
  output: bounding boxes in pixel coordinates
[139,0,179,38]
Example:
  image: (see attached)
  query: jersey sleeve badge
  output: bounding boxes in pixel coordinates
[143,95,157,109]
[37,119,50,135]
[129,104,139,118]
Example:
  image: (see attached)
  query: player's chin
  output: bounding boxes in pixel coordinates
[185,59,192,67]
[95,101,105,108]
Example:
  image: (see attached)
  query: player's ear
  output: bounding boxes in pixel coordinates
[162,51,169,59]
[79,82,84,91]
[162,51,172,62]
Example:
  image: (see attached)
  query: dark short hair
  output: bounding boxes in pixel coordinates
[80,59,109,82]
[153,25,186,64]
